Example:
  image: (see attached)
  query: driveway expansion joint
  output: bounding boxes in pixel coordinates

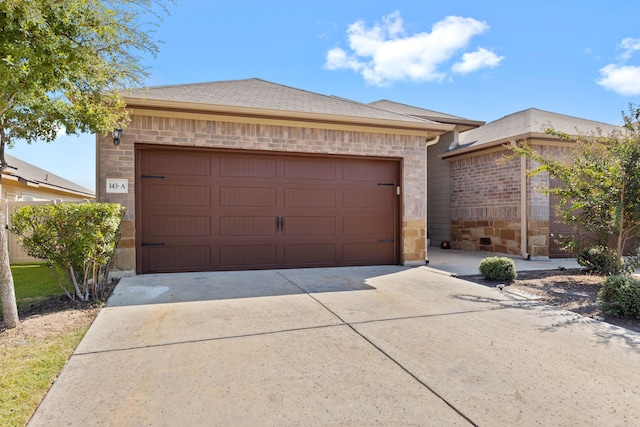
[73,323,346,356]
[277,272,478,426]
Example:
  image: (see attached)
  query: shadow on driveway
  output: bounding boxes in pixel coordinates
[106,265,404,307]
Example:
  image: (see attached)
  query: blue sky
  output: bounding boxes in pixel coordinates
[10,0,640,191]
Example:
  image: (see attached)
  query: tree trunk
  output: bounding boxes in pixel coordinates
[0,211,18,329]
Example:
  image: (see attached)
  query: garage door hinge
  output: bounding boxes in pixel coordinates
[141,243,165,247]
[141,175,166,179]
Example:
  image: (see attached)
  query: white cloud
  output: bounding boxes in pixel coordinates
[324,12,502,86]
[325,48,363,72]
[620,37,640,60]
[597,37,640,95]
[452,48,504,74]
[597,64,640,96]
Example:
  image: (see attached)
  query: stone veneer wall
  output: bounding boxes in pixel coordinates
[97,113,430,270]
[449,147,551,257]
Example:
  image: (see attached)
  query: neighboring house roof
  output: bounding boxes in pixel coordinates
[368,99,485,131]
[122,78,454,136]
[444,108,622,158]
[3,154,95,198]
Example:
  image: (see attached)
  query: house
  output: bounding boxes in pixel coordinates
[441,108,620,258]
[97,78,460,273]
[2,154,95,263]
[2,154,95,202]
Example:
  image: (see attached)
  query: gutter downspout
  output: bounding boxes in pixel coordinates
[424,135,440,264]
[511,141,530,260]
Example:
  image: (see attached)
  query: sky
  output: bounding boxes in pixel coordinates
[9,0,640,192]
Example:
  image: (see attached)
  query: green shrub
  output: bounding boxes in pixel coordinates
[577,245,618,275]
[479,257,517,281]
[598,275,640,319]
[11,203,125,302]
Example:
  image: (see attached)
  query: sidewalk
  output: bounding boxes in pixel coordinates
[426,246,580,276]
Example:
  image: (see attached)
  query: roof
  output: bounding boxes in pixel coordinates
[122,78,453,134]
[445,108,622,157]
[4,154,95,198]
[368,99,485,131]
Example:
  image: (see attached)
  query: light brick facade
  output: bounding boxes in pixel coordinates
[448,147,550,257]
[98,113,431,270]
[448,144,575,258]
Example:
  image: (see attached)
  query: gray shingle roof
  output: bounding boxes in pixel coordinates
[456,108,621,149]
[4,154,94,197]
[123,78,445,126]
[368,100,479,123]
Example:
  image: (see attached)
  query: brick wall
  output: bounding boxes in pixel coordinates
[447,144,581,258]
[98,113,430,270]
[449,147,554,257]
[451,150,521,222]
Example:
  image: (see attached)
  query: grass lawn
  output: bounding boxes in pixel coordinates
[1,263,93,427]
[10,263,64,310]
[0,328,89,426]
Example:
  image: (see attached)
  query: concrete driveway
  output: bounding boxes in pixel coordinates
[29,265,640,426]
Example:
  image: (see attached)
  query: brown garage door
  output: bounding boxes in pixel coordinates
[136,147,400,273]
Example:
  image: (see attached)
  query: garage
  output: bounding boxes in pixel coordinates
[137,146,400,273]
[99,78,451,272]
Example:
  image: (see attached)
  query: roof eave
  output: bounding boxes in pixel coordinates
[1,174,95,198]
[441,132,574,159]
[413,115,485,129]
[123,97,456,135]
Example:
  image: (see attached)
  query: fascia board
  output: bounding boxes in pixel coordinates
[123,97,455,136]
[441,133,574,160]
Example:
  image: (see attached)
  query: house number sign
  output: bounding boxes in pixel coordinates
[106,178,129,193]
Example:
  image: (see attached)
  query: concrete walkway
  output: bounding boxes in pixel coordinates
[426,246,581,276]
[29,264,640,426]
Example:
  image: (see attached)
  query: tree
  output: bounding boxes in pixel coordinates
[0,0,169,328]
[510,106,640,274]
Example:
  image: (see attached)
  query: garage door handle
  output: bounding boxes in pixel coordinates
[276,216,282,231]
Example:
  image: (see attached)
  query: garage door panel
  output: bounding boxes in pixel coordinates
[219,187,277,207]
[220,217,277,236]
[343,242,395,263]
[148,184,211,207]
[343,189,393,209]
[284,159,336,180]
[343,216,394,235]
[343,161,396,182]
[220,157,277,178]
[220,245,277,267]
[148,153,211,177]
[146,246,211,270]
[148,216,211,237]
[284,188,335,208]
[284,244,336,265]
[283,216,336,236]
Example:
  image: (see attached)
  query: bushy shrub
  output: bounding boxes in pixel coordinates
[11,203,125,302]
[577,245,639,275]
[479,257,517,281]
[577,245,618,275]
[598,275,640,319]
